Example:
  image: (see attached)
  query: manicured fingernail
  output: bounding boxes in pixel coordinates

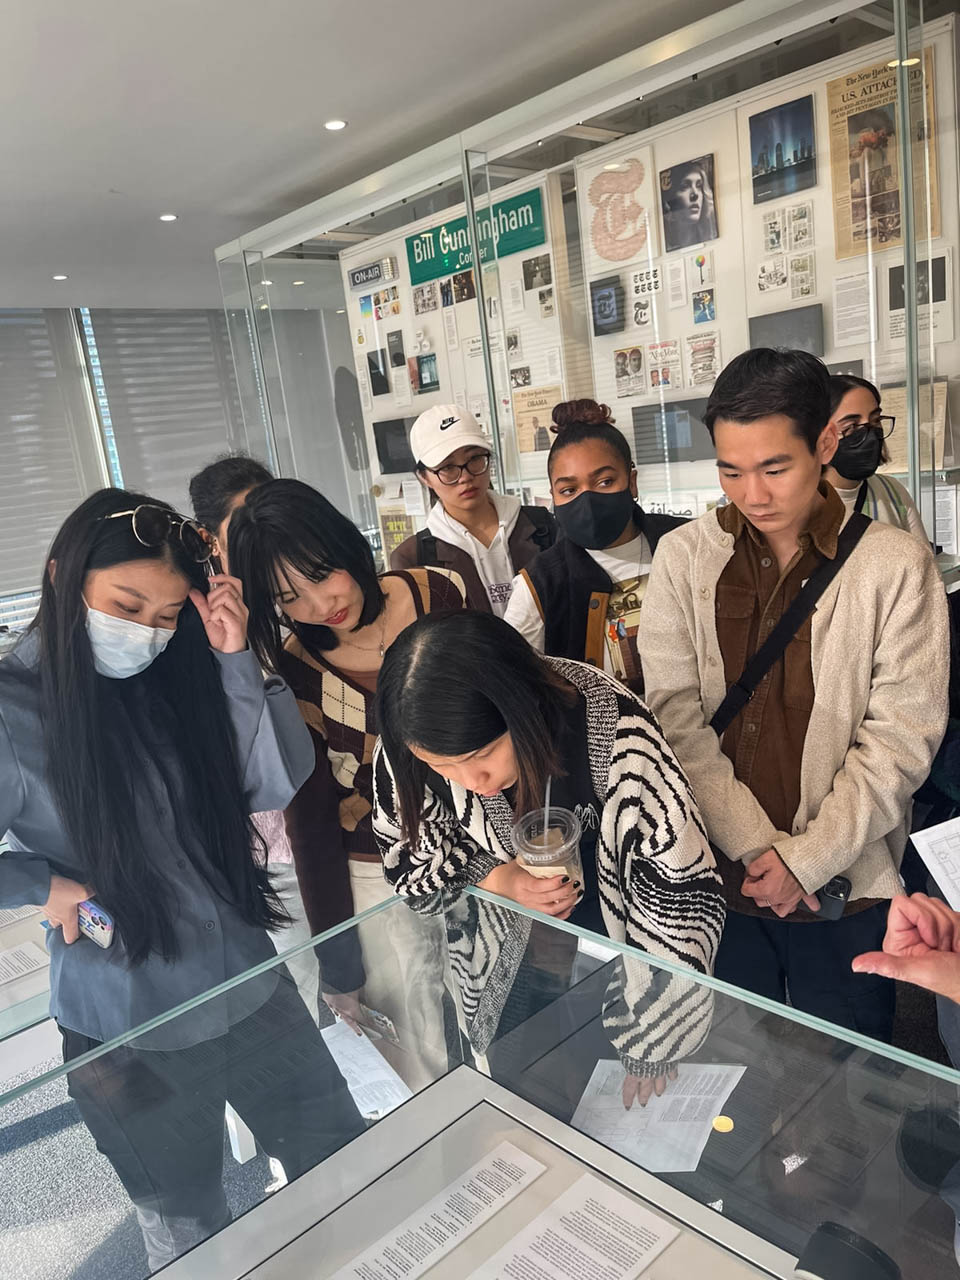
[577,890,584,899]
[561,876,570,884]
[574,881,581,888]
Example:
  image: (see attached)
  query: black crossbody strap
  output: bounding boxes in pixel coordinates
[710,513,871,738]
[416,528,438,565]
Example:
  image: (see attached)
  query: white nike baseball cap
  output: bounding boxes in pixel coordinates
[409,404,491,469]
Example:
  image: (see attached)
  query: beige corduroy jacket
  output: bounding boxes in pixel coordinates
[638,509,949,901]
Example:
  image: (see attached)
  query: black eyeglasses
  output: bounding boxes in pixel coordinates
[105,505,213,565]
[427,453,491,486]
[839,415,896,441]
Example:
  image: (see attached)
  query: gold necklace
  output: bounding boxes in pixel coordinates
[337,606,388,658]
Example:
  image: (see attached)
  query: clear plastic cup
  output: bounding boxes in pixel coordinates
[511,806,583,884]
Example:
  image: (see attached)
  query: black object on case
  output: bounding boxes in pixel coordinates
[795,1221,900,1279]
[816,875,851,921]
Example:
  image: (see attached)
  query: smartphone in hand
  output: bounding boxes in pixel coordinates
[77,900,115,948]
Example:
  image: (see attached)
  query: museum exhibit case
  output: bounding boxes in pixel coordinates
[216,0,960,573]
[2,889,960,1280]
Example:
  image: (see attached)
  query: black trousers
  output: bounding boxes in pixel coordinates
[715,904,896,1044]
[62,975,365,1272]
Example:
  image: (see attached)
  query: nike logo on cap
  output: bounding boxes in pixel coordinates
[439,416,459,430]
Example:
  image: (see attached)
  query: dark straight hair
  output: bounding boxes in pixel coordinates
[827,373,881,416]
[188,453,274,534]
[227,478,385,670]
[704,347,831,452]
[31,488,283,964]
[546,398,633,482]
[376,611,575,847]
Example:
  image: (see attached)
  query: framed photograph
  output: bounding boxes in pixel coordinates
[522,254,552,291]
[506,328,523,359]
[413,282,439,315]
[748,303,824,355]
[510,365,532,389]
[659,155,718,253]
[589,276,626,337]
[452,270,476,303]
[749,95,817,204]
[538,288,555,320]
[416,352,440,394]
[439,277,454,307]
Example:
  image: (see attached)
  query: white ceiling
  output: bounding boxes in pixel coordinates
[0,0,739,310]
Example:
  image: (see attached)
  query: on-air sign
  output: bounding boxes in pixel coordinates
[405,189,545,285]
[347,257,397,290]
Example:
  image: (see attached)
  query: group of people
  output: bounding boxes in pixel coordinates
[0,344,956,1268]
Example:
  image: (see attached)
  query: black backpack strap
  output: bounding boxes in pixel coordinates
[415,528,438,566]
[710,513,871,739]
[854,480,869,516]
[523,504,557,550]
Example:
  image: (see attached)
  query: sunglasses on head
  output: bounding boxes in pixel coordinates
[105,505,214,570]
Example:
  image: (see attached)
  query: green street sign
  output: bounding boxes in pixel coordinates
[405,188,545,285]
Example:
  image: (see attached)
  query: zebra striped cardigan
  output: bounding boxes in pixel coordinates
[372,658,725,1073]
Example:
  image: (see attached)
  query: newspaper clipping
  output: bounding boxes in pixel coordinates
[514,384,561,452]
[685,332,721,388]
[827,48,939,260]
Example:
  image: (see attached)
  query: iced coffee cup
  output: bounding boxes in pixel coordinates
[512,807,583,884]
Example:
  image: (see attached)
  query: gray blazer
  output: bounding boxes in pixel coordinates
[0,634,314,1048]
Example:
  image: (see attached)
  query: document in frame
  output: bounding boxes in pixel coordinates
[466,1173,679,1279]
[571,1060,746,1174]
[330,1141,546,1280]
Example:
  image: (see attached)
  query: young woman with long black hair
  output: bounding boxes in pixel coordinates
[0,488,363,1271]
[372,610,725,1096]
[227,478,465,1085]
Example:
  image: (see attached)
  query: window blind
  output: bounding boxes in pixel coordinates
[83,310,245,515]
[0,310,102,598]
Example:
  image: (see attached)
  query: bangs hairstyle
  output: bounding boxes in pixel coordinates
[376,611,576,848]
[704,347,830,453]
[32,487,282,964]
[546,398,632,482]
[227,478,385,670]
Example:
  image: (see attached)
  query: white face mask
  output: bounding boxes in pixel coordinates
[84,602,174,679]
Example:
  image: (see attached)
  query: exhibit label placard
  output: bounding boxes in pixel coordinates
[406,189,546,285]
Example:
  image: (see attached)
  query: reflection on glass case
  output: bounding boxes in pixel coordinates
[3,891,959,1280]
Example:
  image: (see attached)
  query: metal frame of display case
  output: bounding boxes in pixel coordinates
[162,1067,799,1280]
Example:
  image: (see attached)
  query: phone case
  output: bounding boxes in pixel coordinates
[78,900,114,949]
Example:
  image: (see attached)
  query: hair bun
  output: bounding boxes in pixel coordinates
[551,399,615,434]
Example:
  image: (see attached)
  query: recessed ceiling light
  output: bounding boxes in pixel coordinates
[603,163,624,171]
[52,274,68,280]
[292,279,305,286]
[902,56,920,66]
[336,308,345,314]
[324,119,347,131]
[262,280,273,286]
[259,303,269,311]
[159,213,178,222]
[887,59,901,67]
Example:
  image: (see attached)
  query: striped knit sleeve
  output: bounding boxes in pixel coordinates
[372,741,500,896]
[598,696,725,1075]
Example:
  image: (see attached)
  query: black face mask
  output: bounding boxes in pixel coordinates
[832,427,884,482]
[554,488,635,550]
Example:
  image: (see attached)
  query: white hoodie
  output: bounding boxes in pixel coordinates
[427,492,521,616]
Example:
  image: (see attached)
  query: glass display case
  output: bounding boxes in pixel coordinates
[215,0,960,571]
[3,890,959,1279]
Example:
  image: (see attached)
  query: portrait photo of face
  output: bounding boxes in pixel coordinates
[659,155,718,253]
[628,347,643,374]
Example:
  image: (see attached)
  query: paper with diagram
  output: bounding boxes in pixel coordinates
[571,1060,746,1173]
[910,816,960,911]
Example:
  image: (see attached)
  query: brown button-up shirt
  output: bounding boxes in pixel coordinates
[715,484,873,921]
